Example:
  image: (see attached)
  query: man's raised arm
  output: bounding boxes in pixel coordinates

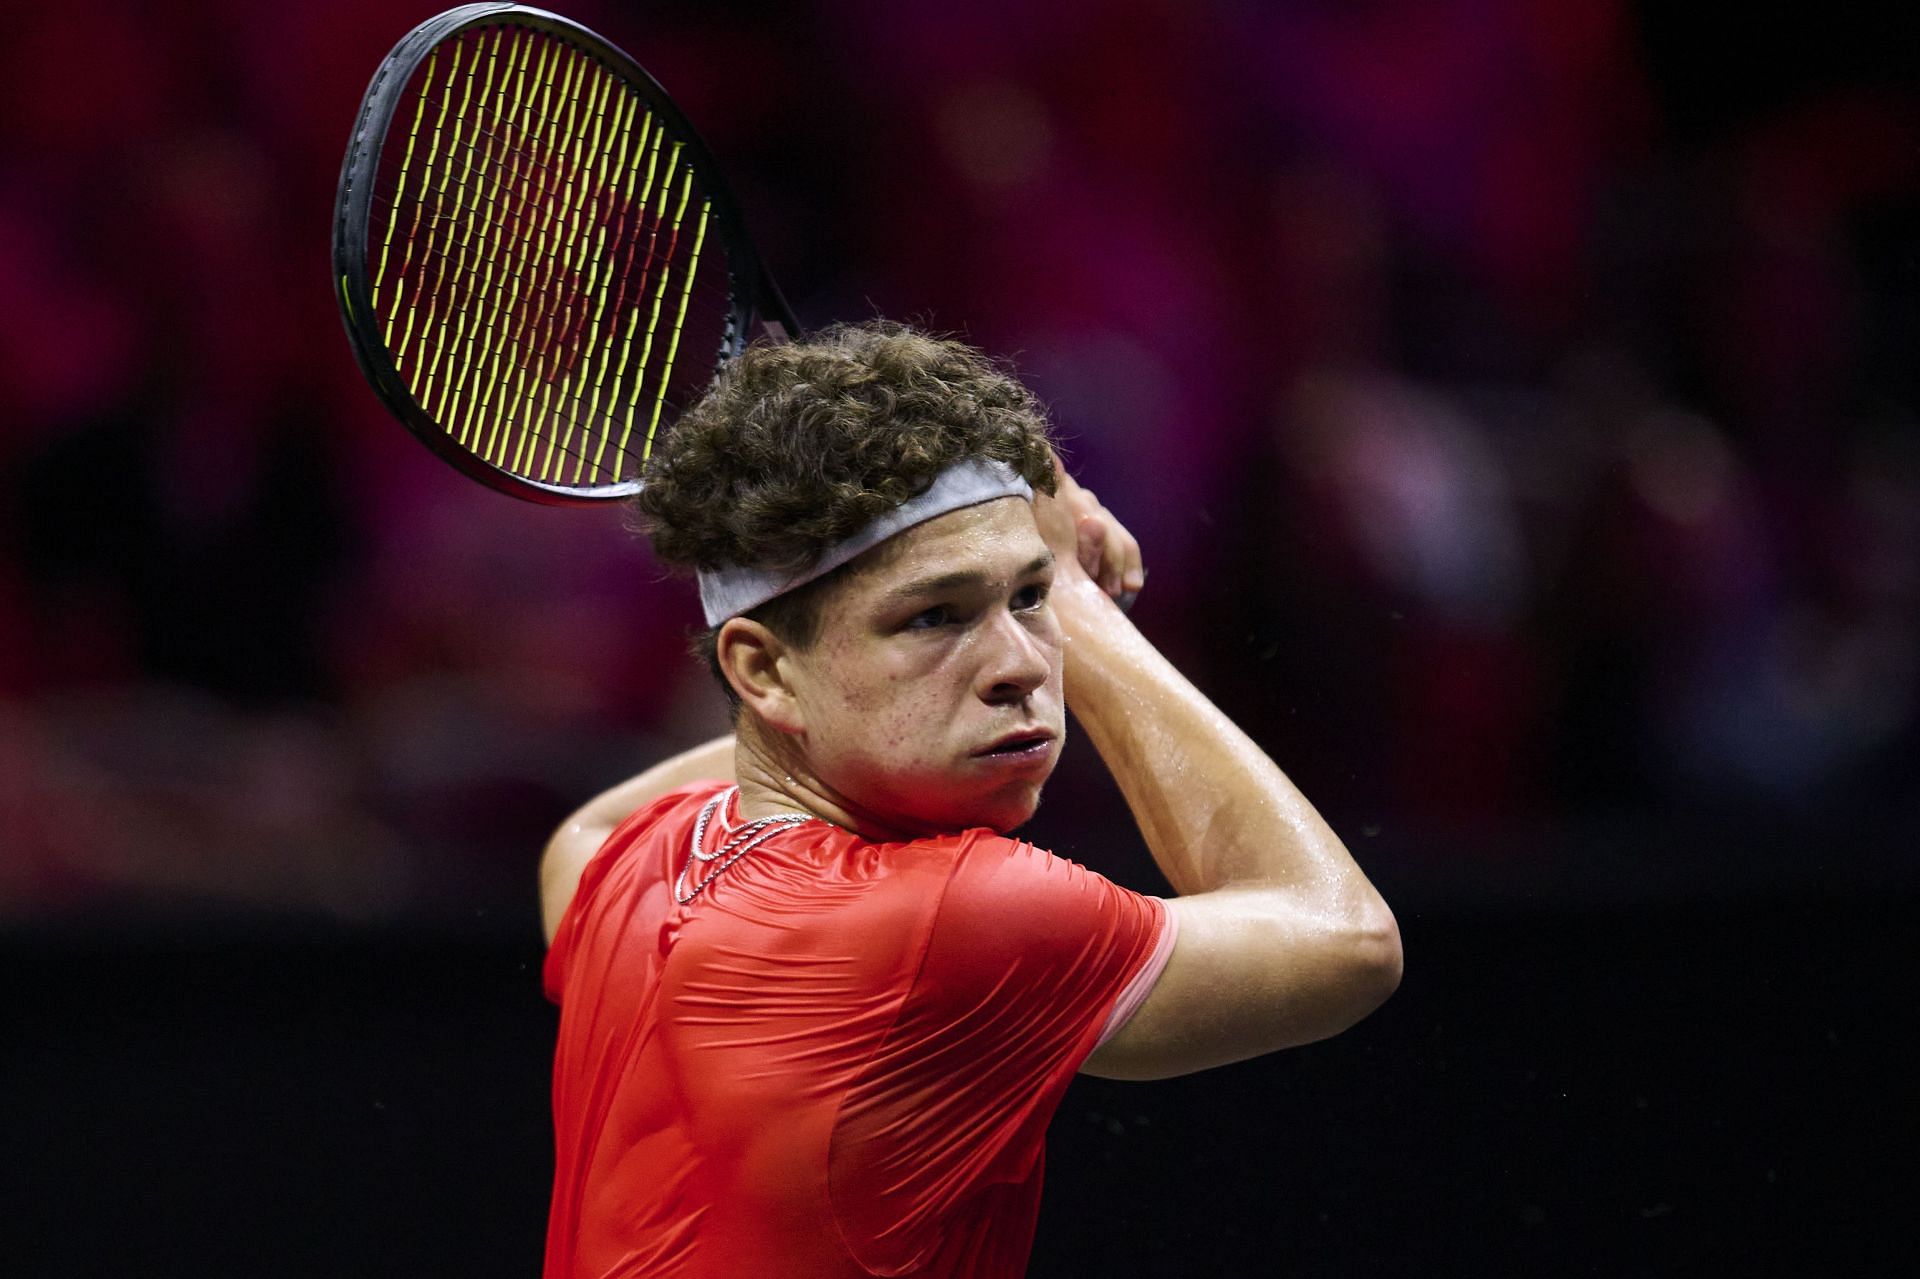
[1036,478,1402,1081]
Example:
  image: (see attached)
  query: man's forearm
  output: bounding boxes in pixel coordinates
[1055,577,1375,910]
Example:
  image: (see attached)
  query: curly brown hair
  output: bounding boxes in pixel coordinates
[630,321,1057,707]
[632,320,1057,581]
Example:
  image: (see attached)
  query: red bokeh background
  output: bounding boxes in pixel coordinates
[3,0,1916,924]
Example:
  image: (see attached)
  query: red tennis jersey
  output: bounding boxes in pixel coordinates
[542,781,1173,1278]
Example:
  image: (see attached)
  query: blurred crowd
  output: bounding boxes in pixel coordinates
[2,0,1916,922]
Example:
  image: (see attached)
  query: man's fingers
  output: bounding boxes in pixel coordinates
[1117,535,1145,612]
[1075,514,1107,580]
[1086,512,1123,595]
[1118,526,1145,595]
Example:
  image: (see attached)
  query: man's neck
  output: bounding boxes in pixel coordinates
[731,717,914,842]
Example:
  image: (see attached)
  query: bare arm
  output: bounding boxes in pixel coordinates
[1035,474,1402,1080]
[539,734,736,943]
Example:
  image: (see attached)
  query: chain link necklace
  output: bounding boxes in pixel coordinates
[675,786,816,904]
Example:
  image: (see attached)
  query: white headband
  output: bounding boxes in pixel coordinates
[696,457,1034,626]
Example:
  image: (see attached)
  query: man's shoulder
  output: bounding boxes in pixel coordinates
[556,781,730,924]
[624,778,733,832]
[876,826,1065,889]
[923,830,1130,933]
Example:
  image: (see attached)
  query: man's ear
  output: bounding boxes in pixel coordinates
[715,617,805,734]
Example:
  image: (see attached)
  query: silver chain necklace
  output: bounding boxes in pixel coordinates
[675,786,815,904]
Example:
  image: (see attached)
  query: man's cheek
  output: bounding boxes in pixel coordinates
[835,663,906,716]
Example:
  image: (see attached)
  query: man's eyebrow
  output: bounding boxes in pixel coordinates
[882,552,1054,602]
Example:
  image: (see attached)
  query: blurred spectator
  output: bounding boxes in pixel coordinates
[2,0,1916,921]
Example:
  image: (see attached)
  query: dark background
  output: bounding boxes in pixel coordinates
[2,0,1916,1274]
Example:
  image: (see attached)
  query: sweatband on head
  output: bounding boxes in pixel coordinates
[696,457,1034,626]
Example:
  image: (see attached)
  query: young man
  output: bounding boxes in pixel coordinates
[538,323,1401,1277]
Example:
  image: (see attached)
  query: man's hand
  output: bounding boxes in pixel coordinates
[1033,454,1146,608]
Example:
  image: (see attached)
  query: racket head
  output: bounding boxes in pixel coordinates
[332,3,795,504]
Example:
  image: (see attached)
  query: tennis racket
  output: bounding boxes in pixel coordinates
[332,3,796,504]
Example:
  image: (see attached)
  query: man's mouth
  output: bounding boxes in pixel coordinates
[974,730,1056,758]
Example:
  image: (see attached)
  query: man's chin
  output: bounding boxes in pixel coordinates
[974,784,1047,835]
[875,766,1051,837]
[896,790,1042,837]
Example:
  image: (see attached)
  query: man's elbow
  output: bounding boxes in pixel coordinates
[1368,909,1405,997]
[1337,905,1404,1027]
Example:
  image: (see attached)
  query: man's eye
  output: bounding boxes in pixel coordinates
[1013,584,1049,611]
[904,605,952,630]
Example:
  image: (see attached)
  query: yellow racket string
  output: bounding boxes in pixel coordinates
[439,27,518,451]
[402,36,476,396]
[583,112,663,478]
[491,36,571,471]
[514,43,588,458]
[556,90,645,478]
[554,65,629,484]
[616,150,691,465]
[559,90,643,484]
[475,34,554,467]
[448,29,515,430]
[525,66,668,481]
[372,48,436,313]
[502,40,590,473]
[534,59,616,482]
[388,43,459,367]
[505,45,582,476]
[543,55,621,479]
[546,63,635,485]
[419,28,500,430]
[644,195,711,460]
[455,27,540,452]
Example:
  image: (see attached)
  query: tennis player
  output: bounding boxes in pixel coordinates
[537,322,1401,1277]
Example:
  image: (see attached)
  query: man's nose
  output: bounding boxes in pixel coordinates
[978,610,1051,703]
